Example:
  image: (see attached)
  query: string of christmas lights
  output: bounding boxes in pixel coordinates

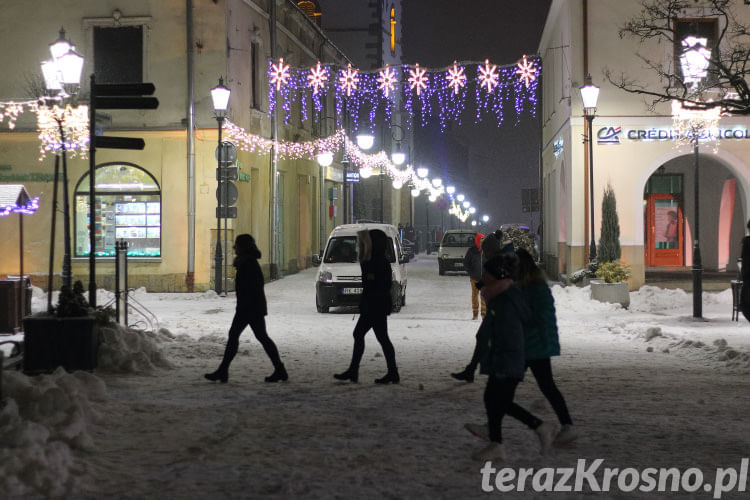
[37,104,90,160]
[0,195,40,217]
[0,99,40,130]
[267,57,540,130]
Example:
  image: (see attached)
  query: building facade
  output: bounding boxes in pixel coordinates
[539,0,750,288]
[0,0,358,291]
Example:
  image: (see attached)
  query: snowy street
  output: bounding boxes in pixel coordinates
[3,254,750,499]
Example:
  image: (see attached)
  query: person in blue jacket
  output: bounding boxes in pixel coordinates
[466,254,555,461]
[515,248,576,445]
[205,234,288,384]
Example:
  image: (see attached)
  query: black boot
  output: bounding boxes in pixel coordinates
[333,368,359,383]
[375,369,399,385]
[204,368,228,383]
[450,366,475,383]
[265,363,288,383]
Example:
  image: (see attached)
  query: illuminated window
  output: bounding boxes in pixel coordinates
[74,163,161,257]
[390,7,396,55]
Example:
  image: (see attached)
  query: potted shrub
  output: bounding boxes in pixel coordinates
[590,185,631,308]
[23,280,102,374]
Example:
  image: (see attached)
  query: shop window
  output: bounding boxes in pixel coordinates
[74,163,161,257]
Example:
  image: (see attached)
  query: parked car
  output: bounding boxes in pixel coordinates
[401,238,416,261]
[437,230,476,275]
[312,223,408,313]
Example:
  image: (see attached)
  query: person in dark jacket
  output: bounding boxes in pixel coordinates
[465,254,555,461]
[463,232,486,320]
[515,248,576,445]
[205,234,288,383]
[334,229,399,384]
[741,219,750,321]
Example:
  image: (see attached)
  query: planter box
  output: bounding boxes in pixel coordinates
[590,280,630,309]
[23,315,100,374]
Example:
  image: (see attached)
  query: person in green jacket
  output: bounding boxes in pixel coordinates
[515,248,576,445]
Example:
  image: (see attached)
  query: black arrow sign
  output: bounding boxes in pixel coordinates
[94,136,146,150]
[94,97,159,109]
[93,83,156,96]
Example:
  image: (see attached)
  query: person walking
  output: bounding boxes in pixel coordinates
[465,254,555,461]
[205,234,288,384]
[334,229,399,384]
[741,219,750,321]
[464,232,486,320]
[515,248,576,445]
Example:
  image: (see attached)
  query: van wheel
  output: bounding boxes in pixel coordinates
[316,297,329,313]
[439,267,445,276]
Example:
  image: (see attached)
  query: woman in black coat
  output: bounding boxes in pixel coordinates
[205,234,288,383]
[334,229,399,384]
[741,219,750,321]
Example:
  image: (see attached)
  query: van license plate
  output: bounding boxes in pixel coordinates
[454,262,463,268]
[342,287,362,295]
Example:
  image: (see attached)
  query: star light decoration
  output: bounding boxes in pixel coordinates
[307,61,328,95]
[377,65,397,97]
[515,55,537,88]
[408,63,428,96]
[269,58,290,91]
[445,62,466,95]
[477,59,499,93]
[339,63,359,97]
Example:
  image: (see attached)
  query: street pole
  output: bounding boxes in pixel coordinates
[586,114,597,262]
[58,119,72,291]
[214,117,223,294]
[693,142,702,318]
[380,171,384,222]
[425,196,430,254]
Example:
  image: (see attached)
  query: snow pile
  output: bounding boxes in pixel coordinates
[0,369,106,498]
[629,285,690,312]
[669,337,750,371]
[97,324,175,373]
[550,284,621,312]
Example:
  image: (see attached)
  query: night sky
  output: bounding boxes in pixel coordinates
[402,0,551,229]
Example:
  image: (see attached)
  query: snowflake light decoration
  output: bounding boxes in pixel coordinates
[516,55,537,88]
[408,63,428,96]
[307,61,328,95]
[445,62,466,95]
[339,63,359,97]
[477,59,499,93]
[269,58,290,91]
[377,65,397,97]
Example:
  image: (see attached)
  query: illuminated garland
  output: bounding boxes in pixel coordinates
[0,196,40,217]
[267,56,540,132]
[671,100,721,146]
[0,99,39,130]
[448,200,470,222]
[37,104,90,160]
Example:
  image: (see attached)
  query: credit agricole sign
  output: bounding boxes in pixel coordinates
[596,126,750,145]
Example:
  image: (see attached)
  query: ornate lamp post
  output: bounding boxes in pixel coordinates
[41,27,83,298]
[211,78,230,295]
[580,74,600,263]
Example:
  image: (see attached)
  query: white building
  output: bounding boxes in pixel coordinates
[539,0,750,288]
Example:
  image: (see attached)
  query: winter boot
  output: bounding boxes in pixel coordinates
[374,369,400,384]
[471,442,506,462]
[265,363,288,383]
[534,421,556,455]
[204,368,228,383]
[554,424,578,446]
[333,368,359,383]
[450,366,475,383]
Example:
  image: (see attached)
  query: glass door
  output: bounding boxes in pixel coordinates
[646,194,684,266]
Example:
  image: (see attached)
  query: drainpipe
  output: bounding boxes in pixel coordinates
[270,0,280,279]
[582,0,590,263]
[186,0,196,291]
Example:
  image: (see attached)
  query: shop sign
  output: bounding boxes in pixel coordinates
[598,126,750,144]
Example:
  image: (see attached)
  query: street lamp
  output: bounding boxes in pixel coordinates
[41,27,83,296]
[211,77,230,295]
[416,167,429,179]
[457,194,465,202]
[580,74,600,263]
[482,214,489,223]
[356,131,374,151]
[446,185,455,196]
[432,178,442,188]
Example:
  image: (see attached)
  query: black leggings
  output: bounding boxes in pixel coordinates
[219,311,283,371]
[526,358,573,426]
[484,376,542,443]
[348,312,397,372]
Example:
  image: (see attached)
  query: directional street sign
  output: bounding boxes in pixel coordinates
[216,181,238,206]
[215,142,237,164]
[216,167,238,181]
[94,136,145,150]
[216,206,238,219]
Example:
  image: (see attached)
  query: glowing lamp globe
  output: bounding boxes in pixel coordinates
[456,194,465,202]
[411,188,421,197]
[428,194,437,203]
[59,49,84,85]
[316,152,333,167]
[392,179,403,190]
[482,215,489,222]
[211,77,231,116]
[356,133,374,150]
[471,220,477,226]
[49,28,72,60]
[391,151,406,166]
[446,186,455,195]
[469,207,476,214]
[463,201,470,209]
[416,167,429,178]
[432,178,442,188]
[360,167,373,179]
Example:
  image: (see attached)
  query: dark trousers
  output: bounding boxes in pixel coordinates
[484,376,542,443]
[527,358,573,426]
[348,312,397,372]
[219,311,283,371]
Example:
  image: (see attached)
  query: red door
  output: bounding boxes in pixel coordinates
[646,194,683,267]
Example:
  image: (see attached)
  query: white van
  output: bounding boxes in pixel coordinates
[312,223,408,313]
[437,230,477,275]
